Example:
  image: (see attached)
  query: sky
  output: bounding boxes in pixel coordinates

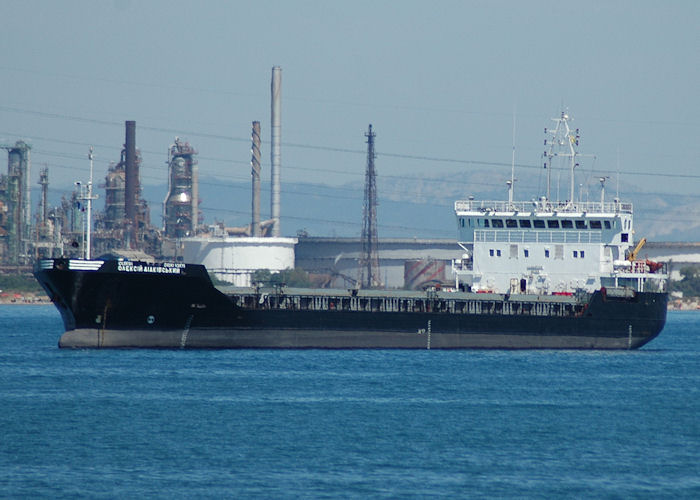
[1,0,699,228]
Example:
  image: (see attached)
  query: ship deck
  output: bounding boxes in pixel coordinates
[216,285,586,317]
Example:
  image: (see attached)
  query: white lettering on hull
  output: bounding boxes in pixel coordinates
[117,262,185,274]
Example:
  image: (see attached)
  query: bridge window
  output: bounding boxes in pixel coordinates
[483,219,490,228]
[604,220,611,229]
[506,219,517,228]
[492,219,504,228]
[533,220,545,228]
[547,220,560,228]
[590,220,602,229]
[575,220,587,229]
[561,220,573,229]
[519,220,531,228]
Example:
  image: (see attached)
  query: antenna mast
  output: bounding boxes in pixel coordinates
[359,124,381,289]
[543,112,580,204]
[77,146,98,259]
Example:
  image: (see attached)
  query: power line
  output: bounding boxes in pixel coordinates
[26,141,700,199]
[27,153,700,212]
[4,105,698,180]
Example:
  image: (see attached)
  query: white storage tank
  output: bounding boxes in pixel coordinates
[182,237,297,286]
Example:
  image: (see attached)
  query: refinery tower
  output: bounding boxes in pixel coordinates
[163,138,200,238]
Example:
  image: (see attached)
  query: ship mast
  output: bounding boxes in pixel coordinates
[76,146,98,259]
[543,112,580,205]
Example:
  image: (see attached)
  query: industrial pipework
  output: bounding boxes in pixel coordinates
[251,121,262,237]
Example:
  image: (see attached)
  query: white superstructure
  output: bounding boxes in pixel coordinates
[452,113,666,294]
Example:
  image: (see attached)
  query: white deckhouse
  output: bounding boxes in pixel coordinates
[452,113,666,295]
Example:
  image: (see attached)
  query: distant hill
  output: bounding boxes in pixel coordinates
[140,178,456,239]
[157,173,700,242]
[39,171,700,242]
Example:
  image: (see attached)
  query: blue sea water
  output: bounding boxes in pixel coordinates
[1,306,698,499]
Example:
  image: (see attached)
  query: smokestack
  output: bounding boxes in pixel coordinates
[191,146,199,235]
[39,167,49,224]
[270,66,281,237]
[251,121,262,237]
[124,120,137,225]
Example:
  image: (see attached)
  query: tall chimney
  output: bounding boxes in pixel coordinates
[191,145,199,235]
[124,120,137,225]
[251,121,262,237]
[270,66,281,237]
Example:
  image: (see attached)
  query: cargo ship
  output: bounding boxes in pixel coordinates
[34,113,668,349]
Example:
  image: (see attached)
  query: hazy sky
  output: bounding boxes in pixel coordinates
[1,1,698,208]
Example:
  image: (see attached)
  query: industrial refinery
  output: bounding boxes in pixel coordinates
[0,66,463,290]
[0,67,295,286]
[0,67,343,287]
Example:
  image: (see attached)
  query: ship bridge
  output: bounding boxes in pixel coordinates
[452,198,663,295]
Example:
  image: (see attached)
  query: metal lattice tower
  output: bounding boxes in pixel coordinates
[359,124,381,288]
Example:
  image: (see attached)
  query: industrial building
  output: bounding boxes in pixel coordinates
[93,120,159,257]
[163,138,200,238]
[0,140,32,265]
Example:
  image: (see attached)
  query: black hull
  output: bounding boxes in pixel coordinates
[34,259,668,350]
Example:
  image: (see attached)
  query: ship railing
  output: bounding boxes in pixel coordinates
[475,230,602,244]
[455,199,633,214]
[614,260,668,276]
[231,291,585,318]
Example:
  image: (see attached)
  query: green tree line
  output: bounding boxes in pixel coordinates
[0,274,43,293]
[251,268,312,288]
[670,266,700,297]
